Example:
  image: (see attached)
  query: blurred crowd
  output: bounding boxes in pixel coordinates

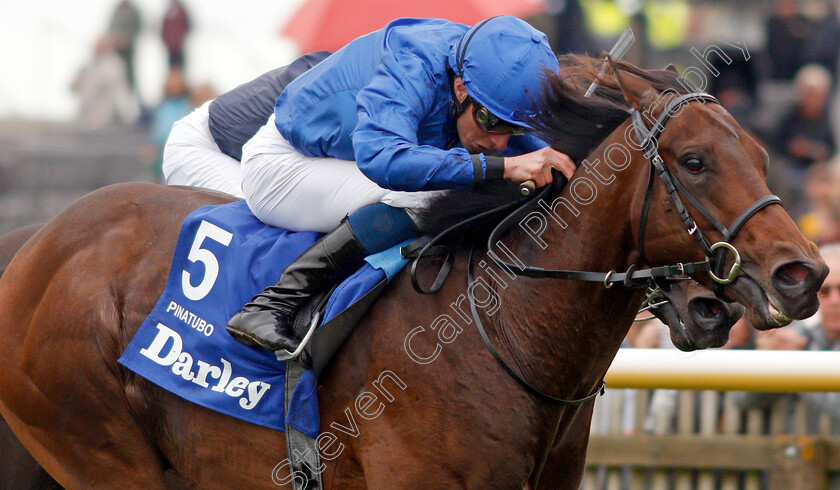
[72,0,214,180]
[541,0,840,247]
[70,1,840,241]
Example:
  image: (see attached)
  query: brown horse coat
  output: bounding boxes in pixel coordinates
[0,62,826,489]
[0,223,742,489]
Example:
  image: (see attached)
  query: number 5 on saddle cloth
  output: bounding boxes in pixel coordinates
[119,200,415,434]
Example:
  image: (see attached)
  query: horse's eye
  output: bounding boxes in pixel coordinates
[682,157,704,173]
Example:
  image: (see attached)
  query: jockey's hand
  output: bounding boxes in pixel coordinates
[503,147,576,187]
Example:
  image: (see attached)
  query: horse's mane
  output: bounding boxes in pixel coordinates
[414,54,691,239]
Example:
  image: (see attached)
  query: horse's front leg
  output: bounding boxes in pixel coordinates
[533,403,595,490]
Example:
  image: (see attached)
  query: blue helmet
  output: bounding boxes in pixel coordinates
[448,16,559,129]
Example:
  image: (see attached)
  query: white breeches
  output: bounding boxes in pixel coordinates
[162,101,245,198]
[240,115,439,232]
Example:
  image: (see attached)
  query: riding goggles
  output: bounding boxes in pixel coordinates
[472,102,526,136]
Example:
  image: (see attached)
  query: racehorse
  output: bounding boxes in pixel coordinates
[0,225,737,490]
[0,58,825,488]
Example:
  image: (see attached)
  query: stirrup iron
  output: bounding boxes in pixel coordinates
[276,311,320,362]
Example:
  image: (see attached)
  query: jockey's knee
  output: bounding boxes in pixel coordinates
[347,203,419,254]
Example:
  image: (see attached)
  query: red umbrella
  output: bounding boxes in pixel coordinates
[281,0,546,53]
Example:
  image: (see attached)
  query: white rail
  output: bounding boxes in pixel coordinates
[606,348,840,392]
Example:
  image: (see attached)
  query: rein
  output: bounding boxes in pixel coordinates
[407,91,781,406]
[467,247,606,405]
[487,93,782,291]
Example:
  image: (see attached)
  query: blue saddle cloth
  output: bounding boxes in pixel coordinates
[118,200,409,438]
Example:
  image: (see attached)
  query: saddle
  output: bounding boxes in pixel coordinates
[291,236,451,375]
[291,279,386,375]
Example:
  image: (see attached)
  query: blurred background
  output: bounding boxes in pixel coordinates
[2,0,840,247]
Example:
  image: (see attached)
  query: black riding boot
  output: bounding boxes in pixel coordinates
[226,220,367,351]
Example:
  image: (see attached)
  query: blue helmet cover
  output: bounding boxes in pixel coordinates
[449,16,559,128]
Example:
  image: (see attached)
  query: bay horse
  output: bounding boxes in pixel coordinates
[0,59,826,488]
[0,225,738,490]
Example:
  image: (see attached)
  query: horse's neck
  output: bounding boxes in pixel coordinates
[487,141,647,400]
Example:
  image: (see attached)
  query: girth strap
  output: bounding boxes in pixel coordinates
[283,355,324,490]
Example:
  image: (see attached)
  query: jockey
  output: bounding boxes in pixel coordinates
[162,51,331,197]
[226,16,576,351]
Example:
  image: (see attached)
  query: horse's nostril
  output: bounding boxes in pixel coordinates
[706,300,724,318]
[691,297,725,320]
[774,262,810,288]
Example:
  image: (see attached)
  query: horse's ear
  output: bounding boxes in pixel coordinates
[610,59,658,112]
[664,64,679,74]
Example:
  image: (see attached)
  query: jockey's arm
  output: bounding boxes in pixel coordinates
[352,52,484,191]
[352,53,575,191]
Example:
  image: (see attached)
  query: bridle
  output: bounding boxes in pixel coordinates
[408,91,782,406]
[486,92,782,293]
[631,93,782,295]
